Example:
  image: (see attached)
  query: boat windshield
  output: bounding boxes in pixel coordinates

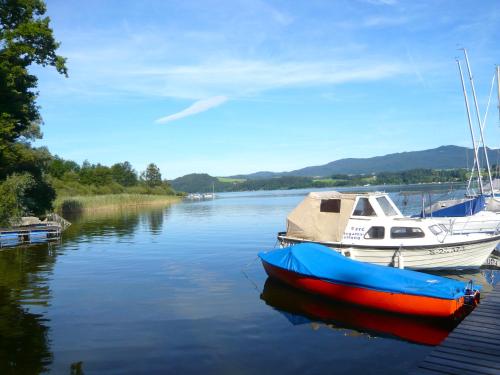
[376,196,398,216]
[353,198,377,217]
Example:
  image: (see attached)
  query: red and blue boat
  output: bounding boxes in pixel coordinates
[259,243,480,317]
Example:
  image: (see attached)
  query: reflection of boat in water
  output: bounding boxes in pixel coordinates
[430,267,497,295]
[261,278,464,346]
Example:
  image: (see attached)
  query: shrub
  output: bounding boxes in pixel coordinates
[0,173,35,227]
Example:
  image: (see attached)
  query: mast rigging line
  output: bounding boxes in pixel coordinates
[457,58,483,194]
[462,48,495,197]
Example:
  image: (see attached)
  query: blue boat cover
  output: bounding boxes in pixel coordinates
[259,243,476,300]
[424,195,486,218]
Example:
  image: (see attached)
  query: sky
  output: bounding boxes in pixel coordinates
[34,0,500,179]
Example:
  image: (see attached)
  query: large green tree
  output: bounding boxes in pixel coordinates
[0,0,67,220]
[111,161,138,187]
[0,0,67,144]
[142,163,162,187]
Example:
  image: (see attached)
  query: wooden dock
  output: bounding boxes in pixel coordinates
[412,286,500,375]
[0,225,62,248]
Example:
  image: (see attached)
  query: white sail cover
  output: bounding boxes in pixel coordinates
[286,191,359,243]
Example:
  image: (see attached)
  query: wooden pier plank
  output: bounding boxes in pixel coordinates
[413,285,500,375]
[434,346,500,363]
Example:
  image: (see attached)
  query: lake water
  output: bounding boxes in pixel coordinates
[0,186,498,374]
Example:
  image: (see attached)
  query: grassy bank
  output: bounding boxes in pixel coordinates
[55,194,181,214]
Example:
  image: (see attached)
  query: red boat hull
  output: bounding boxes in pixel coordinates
[262,261,465,317]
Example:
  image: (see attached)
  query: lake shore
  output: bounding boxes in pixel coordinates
[55,194,182,213]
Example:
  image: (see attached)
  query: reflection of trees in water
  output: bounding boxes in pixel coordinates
[146,207,168,235]
[63,208,142,242]
[68,206,173,239]
[64,206,172,242]
[0,246,56,373]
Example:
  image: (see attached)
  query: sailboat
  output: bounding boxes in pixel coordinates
[422,50,500,234]
[202,183,216,199]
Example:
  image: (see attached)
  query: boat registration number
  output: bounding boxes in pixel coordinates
[429,246,464,255]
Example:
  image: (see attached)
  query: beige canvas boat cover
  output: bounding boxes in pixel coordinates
[286,191,359,242]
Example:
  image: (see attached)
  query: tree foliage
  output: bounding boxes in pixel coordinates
[142,163,162,187]
[111,161,137,187]
[0,0,67,223]
[0,173,35,226]
[46,156,174,196]
[0,0,67,144]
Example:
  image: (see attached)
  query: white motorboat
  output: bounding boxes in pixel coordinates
[277,191,500,270]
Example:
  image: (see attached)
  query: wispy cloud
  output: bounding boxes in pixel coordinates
[155,96,228,124]
[49,53,409,100]
[362,16,407,27]
[362,0,398,5]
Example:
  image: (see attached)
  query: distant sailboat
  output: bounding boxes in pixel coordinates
[202,183,216,199]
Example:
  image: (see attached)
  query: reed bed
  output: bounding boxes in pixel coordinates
[55,194,181,214]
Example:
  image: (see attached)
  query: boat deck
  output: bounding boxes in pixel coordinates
[411,285,500,375]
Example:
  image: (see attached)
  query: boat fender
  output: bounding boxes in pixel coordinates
[393,247,405,269]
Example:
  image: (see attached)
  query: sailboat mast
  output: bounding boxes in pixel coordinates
[462,49,494,196]
[497,65,500,123]
[457,58,484,194]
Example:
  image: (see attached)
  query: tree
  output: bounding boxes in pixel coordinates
[142,163,162,187]
[0,0,67,144]
[0,173,35,226]
[47,155,80,178]
[0,0,67,221]
[111,161,137,186]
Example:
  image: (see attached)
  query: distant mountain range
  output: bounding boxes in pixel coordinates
[229,145,499,179]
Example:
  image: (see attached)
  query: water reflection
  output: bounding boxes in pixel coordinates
[0,246,55,373]
[430,268,498,295]
[63,205,172,243]
[0,205,175,374]
[146,207,166,235]
[261,278,467,346]
[0,188,497,374]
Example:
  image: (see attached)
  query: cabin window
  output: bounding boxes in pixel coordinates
[429,225,443,235]
[353,198,377,216]
[376,196,398,216]
[365,226,385,239]
[390,227,425,239]
[320,199,341,213]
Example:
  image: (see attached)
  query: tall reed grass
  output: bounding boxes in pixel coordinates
[55,194,180,214]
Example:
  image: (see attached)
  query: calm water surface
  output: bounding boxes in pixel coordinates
[0,186,498,374]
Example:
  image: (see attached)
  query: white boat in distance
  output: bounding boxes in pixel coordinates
[277,191,500,270]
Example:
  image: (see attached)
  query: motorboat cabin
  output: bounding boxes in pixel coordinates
[278,191,500,270]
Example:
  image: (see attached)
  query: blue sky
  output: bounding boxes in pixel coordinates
[34,0,500,178]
